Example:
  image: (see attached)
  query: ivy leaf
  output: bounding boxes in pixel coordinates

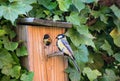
[44,10,51,16]
[0,6,3,17]
[53,15,60,21]
[0,29,6,36]
[53,10,63,15]
[0,5,19,23]
[113,18,120,31]
[113,53,120,62]
[47,2,57,10]
[0,40,2,48]
[0,0,8,4]
[102,69,120,81]
[66,12,80,26]
[12,52,20,64]
[89,21,106,32]
[28,4,46,18]
[100,14,108,24]
[76,25,95,38]
[91,11,100,18]
[38,0,57,10]
[66,28,82,47]
[79,7,89,24]
[9,0,36,4]
[88,53,104,70]
[80,35,95,48]
[3,26,16,39]
[68,44,89,70]
[2,65,21,79]
[80,0,94,3]
[110,28,120,47]
[66,28,95,48]
[66,67,81,81]
[9,0,17,2]
[83,67,101,81]
[101,40,113,55]
[18,0,36,4]
[0,76,17,81]
[36,10,46,18]
[9,30,16,39]
[72,0,85,12]
[3,25,16,39]
[76,25,89,36]
[4,41,18,51]
[37,0,50,4]
[57,0,72,11]
[37,0,51,8]
[91,7,109,24]
[11,2,32,15]
[0,2,32,24]
[20,72,34,81]
[74,45,89,63]
[0,49,15,69]
[0,76,10,81]
[16,46,28,57]
[9,79,18,81]
[110,5,120,20]
[2,35,18,51]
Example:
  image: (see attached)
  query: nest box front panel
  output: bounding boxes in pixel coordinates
[27,26,68,81]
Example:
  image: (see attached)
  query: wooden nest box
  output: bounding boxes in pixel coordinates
[16,18,72,81]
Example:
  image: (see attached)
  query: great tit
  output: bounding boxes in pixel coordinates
[43,34,52,46]
[56,34,80,72]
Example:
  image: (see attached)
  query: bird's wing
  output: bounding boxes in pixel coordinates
[61,38,74,56]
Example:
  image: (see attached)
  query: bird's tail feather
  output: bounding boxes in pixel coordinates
[71,59,80,73]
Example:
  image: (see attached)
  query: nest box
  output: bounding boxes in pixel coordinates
[16,18,72,81]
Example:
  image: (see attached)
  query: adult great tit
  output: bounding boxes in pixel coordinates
[56,34,80,72]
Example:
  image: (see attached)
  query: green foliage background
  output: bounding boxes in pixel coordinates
[0,0,120,81]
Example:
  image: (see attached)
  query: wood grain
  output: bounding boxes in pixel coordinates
[16,25,68,81]
[17,18,72,28]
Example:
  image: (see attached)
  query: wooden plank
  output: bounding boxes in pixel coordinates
[17,18,72,28]
[16,25,68,81]
[16,25,30,69]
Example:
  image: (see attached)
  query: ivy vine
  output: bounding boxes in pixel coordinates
[0,0,120,81]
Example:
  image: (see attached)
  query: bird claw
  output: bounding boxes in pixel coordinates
[47,51,63,58]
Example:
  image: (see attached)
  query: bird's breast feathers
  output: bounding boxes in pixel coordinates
[57,39,73,55]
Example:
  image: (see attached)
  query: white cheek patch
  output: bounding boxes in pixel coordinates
[58,35,63,39]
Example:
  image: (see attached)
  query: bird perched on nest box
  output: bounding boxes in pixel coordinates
[56,34,80,72]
